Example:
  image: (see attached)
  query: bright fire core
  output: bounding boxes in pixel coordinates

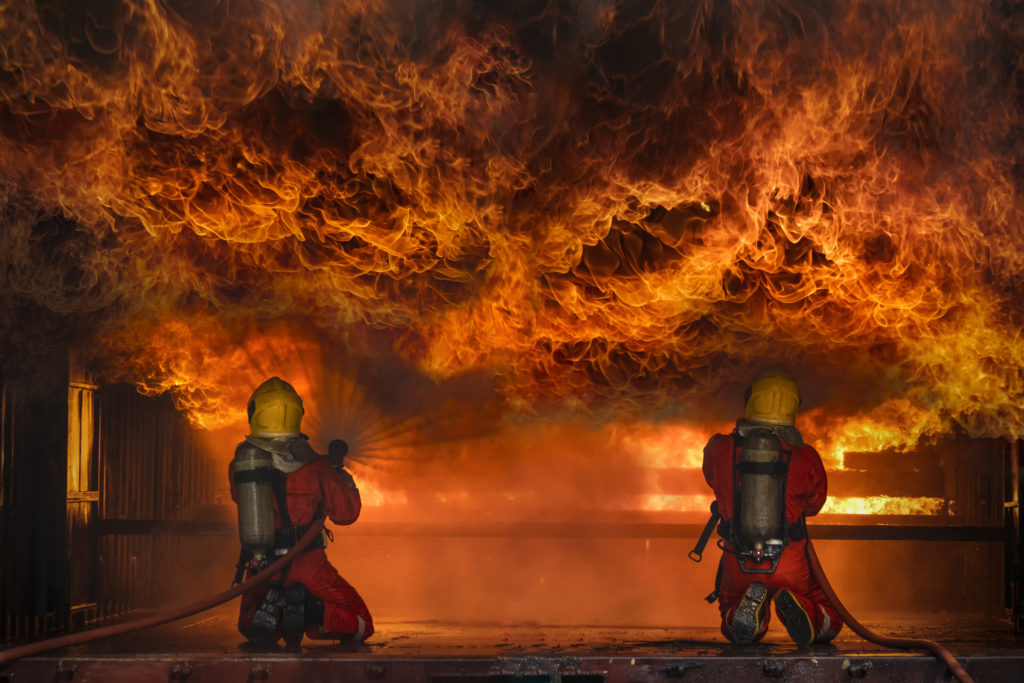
[2,1,1023,519]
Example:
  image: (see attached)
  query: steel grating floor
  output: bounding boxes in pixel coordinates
[2,603,1023,682]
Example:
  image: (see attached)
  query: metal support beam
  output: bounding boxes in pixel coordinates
[96,519,1005,542]
[1006,440,1024,632]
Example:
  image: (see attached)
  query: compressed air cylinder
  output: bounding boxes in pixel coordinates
[233,444,277,557]
[737,429,784,551]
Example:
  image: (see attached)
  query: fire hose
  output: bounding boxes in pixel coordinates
[0,516,326,670]
[805,537,975,683]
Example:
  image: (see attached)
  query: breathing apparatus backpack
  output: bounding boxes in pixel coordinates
[728,427,796,573]
[232,442,279,565]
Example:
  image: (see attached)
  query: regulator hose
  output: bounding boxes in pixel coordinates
[805,537,974,683]
[0,516,327,670]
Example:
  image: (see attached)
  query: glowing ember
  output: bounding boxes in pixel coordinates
[1,1,1021,518]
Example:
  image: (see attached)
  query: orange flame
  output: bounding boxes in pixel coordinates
[1,2,1021,519]
[821,496,945,516]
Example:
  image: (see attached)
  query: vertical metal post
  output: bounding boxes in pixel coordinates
[1006,439,1024,632]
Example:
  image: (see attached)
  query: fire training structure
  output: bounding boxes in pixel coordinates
[1,0,1024,681]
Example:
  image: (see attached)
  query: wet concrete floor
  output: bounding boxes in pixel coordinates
[3,603,1023,682]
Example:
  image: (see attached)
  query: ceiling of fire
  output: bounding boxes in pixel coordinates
[0,0,1022,464]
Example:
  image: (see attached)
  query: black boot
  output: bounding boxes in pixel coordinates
[250,586,286,646]
[282,584,308,651]
[775,589,815,647]
[306,593,325,637]
[729,581,769,644]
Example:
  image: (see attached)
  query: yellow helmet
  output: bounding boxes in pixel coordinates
[744,369,800,427]
[247,377,304,437]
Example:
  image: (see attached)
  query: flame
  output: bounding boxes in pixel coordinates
[799,401,946,469]
[1,2,1022,520]
[821,496,945,516]
[639,494,714,514]
[620,423,726,469]
[101,315,323,430]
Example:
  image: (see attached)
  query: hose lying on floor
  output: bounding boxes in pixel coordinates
[805,537,975,683]
[0,516,327,670]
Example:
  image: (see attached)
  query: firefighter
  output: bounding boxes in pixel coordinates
[697,369,843,646]
[230,377,373,648]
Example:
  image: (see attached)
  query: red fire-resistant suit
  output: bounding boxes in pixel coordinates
[702,423,842,643]
[229,457,374,641]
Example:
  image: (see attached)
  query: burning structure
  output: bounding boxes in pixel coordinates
[0,0,1023,680]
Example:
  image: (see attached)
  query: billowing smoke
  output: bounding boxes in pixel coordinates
[1,0,1023,453]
